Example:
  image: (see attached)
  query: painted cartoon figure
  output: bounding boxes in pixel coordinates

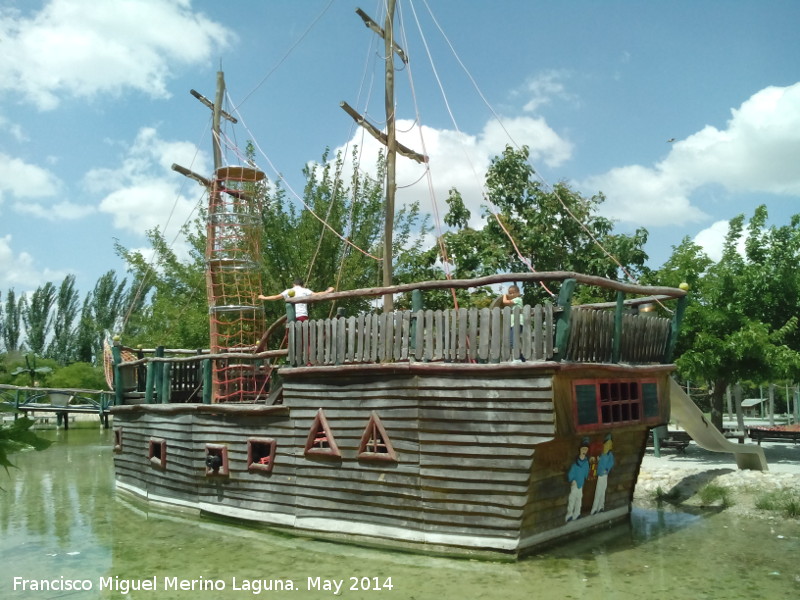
[565,437,591,522]
[590,433,615,515]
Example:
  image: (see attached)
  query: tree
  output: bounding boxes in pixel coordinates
[258,147,389,322]
[69,271,147,364]
[47,361,106,391]
[653,206,800,430]
[398,145,649,308]
[21,282,56,357]
[3,289,22,353]
[116,224,205,350]
[47,275,80,365]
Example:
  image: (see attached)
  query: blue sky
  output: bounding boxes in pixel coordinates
[1,0,799,298]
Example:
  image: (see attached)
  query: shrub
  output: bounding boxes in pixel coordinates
[699,483,732,508]
[755,489,800,518]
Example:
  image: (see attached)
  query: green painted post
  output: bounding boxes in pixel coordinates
[202,358,213,404]
[554,278,577,361]
[612,291,625,363]
[111,344,124,406]
[664,295,688,363]
[285,302,296,323]
[144,362,155,404]
[410,289,423,352]
[153,346,164,403]
[161,362,172,404]
[652,424,667,458]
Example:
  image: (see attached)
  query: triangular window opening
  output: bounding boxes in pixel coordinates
[358,412,397,462]
[304,409,341,458]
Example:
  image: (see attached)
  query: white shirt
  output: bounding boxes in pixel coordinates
[282,285,313,318]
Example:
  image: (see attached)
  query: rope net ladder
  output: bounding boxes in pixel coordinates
[207,166,269,403]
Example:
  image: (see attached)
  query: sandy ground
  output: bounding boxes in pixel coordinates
[635,440,800,517]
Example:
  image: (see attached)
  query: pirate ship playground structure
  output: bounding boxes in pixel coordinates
[109,3,691,558]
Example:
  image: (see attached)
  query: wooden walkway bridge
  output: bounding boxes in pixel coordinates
[0,384,112,429]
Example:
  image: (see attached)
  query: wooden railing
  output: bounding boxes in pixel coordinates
[288,305,555,367]
[110,273,688,401]
[565,308,672,364]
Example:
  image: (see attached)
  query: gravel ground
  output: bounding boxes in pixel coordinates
[635,441,800,517]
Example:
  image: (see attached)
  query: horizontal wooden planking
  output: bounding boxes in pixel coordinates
[419,406,554,423]
[294,459,421,478]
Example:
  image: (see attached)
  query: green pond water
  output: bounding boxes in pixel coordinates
[1,426,799,599]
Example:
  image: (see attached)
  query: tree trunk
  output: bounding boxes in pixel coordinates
[710,379,727,430]
[768,383,775,426]
[734,383,746,432]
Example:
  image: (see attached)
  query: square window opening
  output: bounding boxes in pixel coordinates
[247,438,277,473]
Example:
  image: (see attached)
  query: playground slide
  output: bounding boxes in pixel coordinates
[669,378,768,471]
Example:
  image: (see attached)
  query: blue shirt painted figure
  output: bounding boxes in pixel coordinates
[565,439,591,522]
[596,450,614,476]
[590,434,614,515]
[567,455,590,488]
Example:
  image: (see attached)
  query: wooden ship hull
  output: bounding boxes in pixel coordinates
[110,282,685,559]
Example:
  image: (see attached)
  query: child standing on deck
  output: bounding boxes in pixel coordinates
[258,278,334,322]
[501,284,524,361]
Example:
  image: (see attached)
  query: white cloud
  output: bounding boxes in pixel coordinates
[580,82,800,227]
[517,70,578,113]
[0,234,67,290]
[0,153,61,210]
[12,200,95,221]
[0,115,28,143]
[89,127,208,239]
[0,0,234,110]
[693,220,730,262]
[693,219,750,263]
[315,115,572,232]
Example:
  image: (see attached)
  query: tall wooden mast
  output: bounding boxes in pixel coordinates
[173,73,269,403]
[382,0,398,313]
[348,2,427,313]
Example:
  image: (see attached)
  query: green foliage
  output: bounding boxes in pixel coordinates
[21,282,56,357]
[47,362,106,391]
[47,275,80,365]
[258,147,388,321]
[0,406,52,479]
[2,289,22,353]
[755,489,800,518]
[8,354,55,387]
[402,145,649,308]
[116,223,206,350]
[650,205,800,429]
[698,483,733,508]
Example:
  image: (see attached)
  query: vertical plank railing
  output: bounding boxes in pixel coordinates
[288,304,559,366]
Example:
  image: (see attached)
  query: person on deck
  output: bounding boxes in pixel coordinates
[258,278,334,322]
[501,284,525,361]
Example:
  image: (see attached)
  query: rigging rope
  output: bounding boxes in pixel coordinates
[227,103,383,262]
[418,0,644,296]
[396,0,459,309]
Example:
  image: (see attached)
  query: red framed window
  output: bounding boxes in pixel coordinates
[574,379,659,430]
[205,444,229,477]
[148,437,167,469]
[304,409,341,458]
[247,438,277,473]
[357,412,397,462]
